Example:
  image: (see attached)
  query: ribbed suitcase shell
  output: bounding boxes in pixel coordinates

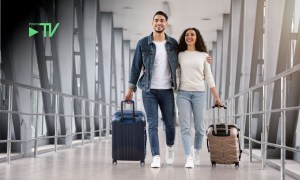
[112,110,146,164]
[207,124,241,166]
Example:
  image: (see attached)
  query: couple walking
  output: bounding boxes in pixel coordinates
[124,11,222,168]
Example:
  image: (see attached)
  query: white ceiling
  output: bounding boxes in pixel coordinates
[100,0,231,51]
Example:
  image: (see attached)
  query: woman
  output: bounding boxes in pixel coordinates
[176,28,222,168]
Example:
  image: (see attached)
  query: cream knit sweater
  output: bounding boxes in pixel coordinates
[178,51,216,91]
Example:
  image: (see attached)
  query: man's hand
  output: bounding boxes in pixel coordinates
[206,56,212,64]
[124,88,134,101]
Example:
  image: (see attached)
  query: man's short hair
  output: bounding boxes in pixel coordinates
[153,11,168,21]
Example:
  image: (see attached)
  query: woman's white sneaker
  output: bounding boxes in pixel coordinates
[193,149,200,165]
[185,155,194,168]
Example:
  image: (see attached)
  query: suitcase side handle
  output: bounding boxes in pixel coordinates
[121,100,135,120]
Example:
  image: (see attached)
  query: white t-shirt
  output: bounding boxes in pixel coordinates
[150,41,172,89]
[178,51,215,91]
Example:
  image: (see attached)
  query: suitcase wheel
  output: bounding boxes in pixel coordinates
[234,162,239,167]
[140,160,145,166]
[113,160,117,165]
[211,162,216,167]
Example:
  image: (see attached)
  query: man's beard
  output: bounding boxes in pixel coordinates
[155,30,164,33]
[154,26,165,33]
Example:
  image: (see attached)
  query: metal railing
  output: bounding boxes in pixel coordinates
[0,79,118,164]
[206,63,300,180]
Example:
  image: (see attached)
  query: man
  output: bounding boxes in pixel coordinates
[124,11,177,168]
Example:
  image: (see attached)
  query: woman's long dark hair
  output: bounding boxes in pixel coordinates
[178,28,207,53]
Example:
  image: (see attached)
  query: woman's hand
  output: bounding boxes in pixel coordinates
[210,87,222,107]
[214,98,222,107]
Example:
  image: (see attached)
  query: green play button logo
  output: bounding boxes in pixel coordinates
[29,27,38,37]
[29,23,59,37]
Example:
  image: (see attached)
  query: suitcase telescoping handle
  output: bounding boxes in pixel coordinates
[212,105,228,135]
[121,100,135,120]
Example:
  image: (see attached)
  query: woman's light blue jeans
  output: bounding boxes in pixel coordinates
[176,90,206,156]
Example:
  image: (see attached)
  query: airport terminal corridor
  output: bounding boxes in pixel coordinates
[1,0,300,179]
[0,127,296,180]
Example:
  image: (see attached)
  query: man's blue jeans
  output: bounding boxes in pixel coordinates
[142,89,175,156]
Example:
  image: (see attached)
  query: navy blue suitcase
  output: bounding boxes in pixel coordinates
[112,100,147,165]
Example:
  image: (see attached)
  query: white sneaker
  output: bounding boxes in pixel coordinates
[185,155,194,168]
[192,147,200,165]
[151,155,161,168]
[165,145,174,164]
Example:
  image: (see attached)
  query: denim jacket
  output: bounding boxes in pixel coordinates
[128,33,178,92]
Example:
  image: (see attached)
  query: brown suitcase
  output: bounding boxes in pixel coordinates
[206,106,242,167]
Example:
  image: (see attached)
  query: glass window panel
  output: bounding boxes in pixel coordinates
[75,56,81,74]
[45,37,52,56]
[74,34,80,52]
[294,0,300,33]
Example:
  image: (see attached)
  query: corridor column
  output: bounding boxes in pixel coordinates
[56,0,74,146]
[83,0,97,139]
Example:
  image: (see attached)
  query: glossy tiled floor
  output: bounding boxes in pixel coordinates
[0,127,295,180]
